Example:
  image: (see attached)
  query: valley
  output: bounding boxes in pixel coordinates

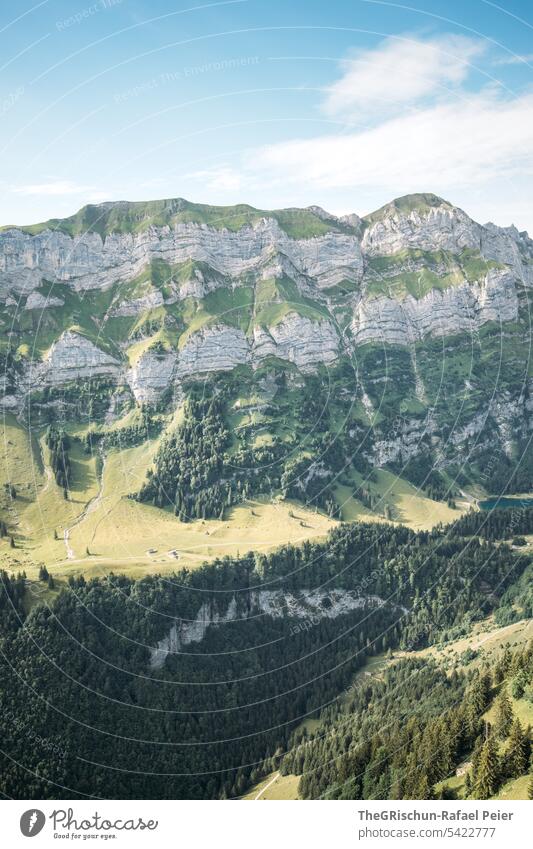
[1,192,532,803]
[1,404,471,584]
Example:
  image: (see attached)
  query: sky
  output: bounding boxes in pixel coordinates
[0,0,532,230]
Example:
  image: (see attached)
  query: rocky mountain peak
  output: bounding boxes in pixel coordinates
[0,191,531,420]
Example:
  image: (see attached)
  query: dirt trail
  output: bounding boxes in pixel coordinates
[254,772,280,800]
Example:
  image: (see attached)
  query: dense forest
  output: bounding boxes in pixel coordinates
[280,642,533,800]
[0,510,531,799]
[137,396,242,519]
[130,367,533,526]
[136,394,343,520]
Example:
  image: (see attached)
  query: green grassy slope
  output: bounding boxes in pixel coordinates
[2,197,356,239]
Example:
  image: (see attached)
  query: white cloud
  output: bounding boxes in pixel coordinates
[494,53,533,66]
[246,91,533,195]
[184,167,242,193]
[323,34,486,118]
[11,180,96,196]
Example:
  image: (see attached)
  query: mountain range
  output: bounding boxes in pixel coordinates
[1,193,533,803]
[1,191,531,504]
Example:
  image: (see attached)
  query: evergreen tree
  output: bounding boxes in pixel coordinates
[511,671,528,699]
[494,687,513,739]
[506,719,528,779]
[475,736,500,799]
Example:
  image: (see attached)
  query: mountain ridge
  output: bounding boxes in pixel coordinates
[1,191,532,537]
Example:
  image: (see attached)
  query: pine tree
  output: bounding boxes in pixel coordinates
[467,672,491,724]
[528,774,533,801]
[494,687,513,739]
[475,736,500,799]
[38,565,49,582]
[506,719,528,779]
[416,772,433,800]
[511,671,527,699]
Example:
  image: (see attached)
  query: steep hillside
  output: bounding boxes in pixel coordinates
[0,509,531,800]
[1,193,532,570]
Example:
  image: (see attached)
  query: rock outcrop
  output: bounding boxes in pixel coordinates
[252,314,340,369]
[150,589,392,668]
[127,348,177,404]
[0,217,363,297]
[362,202,480,257]
[22,331,121,389]
[2,192,532,436]
[352,268,518,346]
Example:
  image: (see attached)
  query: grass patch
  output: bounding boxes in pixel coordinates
[253,276,329,329]
[242,772,300,800]
[363,193,450,228]
[334,469,469,530]
[5,198,352,240]
[366,248,502,301]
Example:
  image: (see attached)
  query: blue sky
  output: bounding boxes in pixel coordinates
[1,0,532,229]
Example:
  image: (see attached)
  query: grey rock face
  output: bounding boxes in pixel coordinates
[252,314,340,369]
[1,194,531,419]
[0,217,363,296]
[150,589,391,668]
[362,205,481,257]
[177,325,251,377]
[24,291,65,310]
[481,222,533,285]
[111,290,164,317]
[352,269,518,346]
[22,331,120,390]
[127,348,178,404]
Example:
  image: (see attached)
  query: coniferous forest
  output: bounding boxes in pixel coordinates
[0,511,532,800]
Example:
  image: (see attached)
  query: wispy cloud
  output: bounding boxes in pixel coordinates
[11,180,97,196]
[246,91,533,192]
[494,53,533,66]
[184,167,242,193]
[183,34,532,229]
[323,34,486,118]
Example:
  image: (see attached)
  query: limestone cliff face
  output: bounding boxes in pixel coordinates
[481,223,533,285]
[0,217,363,297]
[127,348,177,404]
[252,314,340,369]
[21,331,121,390]
[125,315,342,402]
[1,193,531,414]
[149,589,391,669]
[352,268,519,346]
[177,325,251,377]
[362,203,480,257]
